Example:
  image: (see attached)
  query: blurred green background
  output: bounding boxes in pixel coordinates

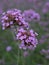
[0,0,49,65]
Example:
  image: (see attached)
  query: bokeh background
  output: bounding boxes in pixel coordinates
[0,0,49,65]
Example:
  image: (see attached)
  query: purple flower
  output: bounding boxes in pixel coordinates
[6,46,12,52]
[42,2,49,14]
[16,28,38,50]
[22,9,40,22]
[1,9,29,30]
[22,9,35,21]
[40,49,49,59]
[19,40,27,50]
[40,49,46,54]
[33,13,40,21]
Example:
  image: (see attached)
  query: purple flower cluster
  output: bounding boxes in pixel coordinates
[1,9,29,30]
[23,9,40,21]
[1,9,38,50]
[16,28,38,50]
[42,2,49,14]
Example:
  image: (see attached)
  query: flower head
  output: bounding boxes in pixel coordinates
[16,28,38,50]
[1,9,29,30]
[22,9,35,21]
[22,9,40,22]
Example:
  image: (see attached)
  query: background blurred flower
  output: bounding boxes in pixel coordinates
[6,46,12,52]
[23,51,28,57]
[23,9,40,22]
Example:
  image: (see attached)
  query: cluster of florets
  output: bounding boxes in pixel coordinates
[22,9,40,21]
[1,9,29,30]
[1,9,39,50]
[16,28,38,50]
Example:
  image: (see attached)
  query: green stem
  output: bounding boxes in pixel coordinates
[10,25,20,65]
[10,25,17,41]
[21,50,25,65]
[17,48,19,65]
